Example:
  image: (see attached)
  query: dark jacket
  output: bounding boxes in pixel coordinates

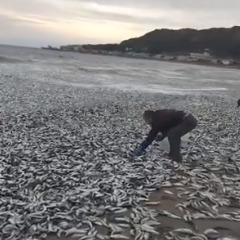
[141,109,186,149]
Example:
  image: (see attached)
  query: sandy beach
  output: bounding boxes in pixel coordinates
[1,45,240,240]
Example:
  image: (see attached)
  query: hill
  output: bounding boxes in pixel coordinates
[60,26,240,58]
[120,26,240,58]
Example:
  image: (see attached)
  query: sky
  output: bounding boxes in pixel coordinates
[1,0,240,47]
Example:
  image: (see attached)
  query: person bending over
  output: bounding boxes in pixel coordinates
[133,109,197,162]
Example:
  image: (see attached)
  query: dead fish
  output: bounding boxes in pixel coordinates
[204,229,220,239]
[109,223,124,233]
[110,234,129,239]
[65,227,89,236]
[173,183,184,187]
[145,201,160,206]
[96,234,106,240]
[113,208,128,214]
[190,236,208,240]
[183,214,192,222]
[161,182,172,187]
[140,218,160,226]
[158,210,181,219]
[217,238,238,240]
[172,228,194,235]
[140,224,159,235]
[115,217,130,223]
[164,190,174,195]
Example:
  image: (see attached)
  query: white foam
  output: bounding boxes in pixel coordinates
[105,83,228,95]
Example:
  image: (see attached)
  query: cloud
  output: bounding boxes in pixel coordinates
[0,13,47,26]
[74,6,179,26]
[0,0,240,47]
[69,0,240,12]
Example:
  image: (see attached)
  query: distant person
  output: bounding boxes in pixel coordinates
[132,109,198,162]
[237,99,240,107]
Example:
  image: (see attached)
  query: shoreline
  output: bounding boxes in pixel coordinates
[56,49,240,70]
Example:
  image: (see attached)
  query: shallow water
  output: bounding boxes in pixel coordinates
[1,45,240,98]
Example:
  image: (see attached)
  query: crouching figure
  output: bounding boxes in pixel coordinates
[133,109,198,162]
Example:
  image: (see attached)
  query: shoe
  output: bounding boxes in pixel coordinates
[169,154,182,163]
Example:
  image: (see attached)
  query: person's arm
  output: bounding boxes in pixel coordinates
[132,128,158,156]
[141,128,158,149]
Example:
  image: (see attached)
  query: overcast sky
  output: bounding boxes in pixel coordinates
[1,0,240,47]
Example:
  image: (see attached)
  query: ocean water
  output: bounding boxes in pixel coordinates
[1,45,240,98]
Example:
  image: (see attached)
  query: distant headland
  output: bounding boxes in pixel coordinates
[42,26,240,68]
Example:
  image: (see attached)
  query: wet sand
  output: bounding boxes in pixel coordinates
[148,175,240,239]
[45,133,240,240]
[46,166,240,240]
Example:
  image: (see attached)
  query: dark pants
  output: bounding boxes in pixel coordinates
[167,114,197,162]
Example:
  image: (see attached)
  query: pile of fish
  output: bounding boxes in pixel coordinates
[157,97,240,240]
[1,74,240,240]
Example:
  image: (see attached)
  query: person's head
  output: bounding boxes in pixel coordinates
[237,99,240,107]
[143,110,154,126]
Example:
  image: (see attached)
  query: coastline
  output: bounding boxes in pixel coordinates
[55,49,240,70]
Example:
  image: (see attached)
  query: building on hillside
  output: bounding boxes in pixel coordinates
[152,54,163,60]
[73,46,88,53]
[162,55,175,60]
[210,59,221,64]
[73,46,80,52]
[190,49,211,61]
[125,47,133,52]
[60,46,69,51]
[221,59,234,66]
[176,55,191,61]
[107,51,121,56]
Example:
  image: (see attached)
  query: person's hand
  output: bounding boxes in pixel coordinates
[132,145,146,156]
